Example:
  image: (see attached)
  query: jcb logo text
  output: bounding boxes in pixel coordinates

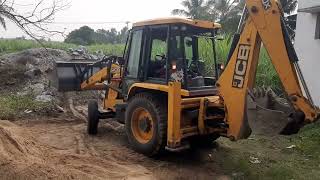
[262,0,271,10]
[232,44,251,88]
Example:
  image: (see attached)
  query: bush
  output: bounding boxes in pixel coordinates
[214,35,281,91]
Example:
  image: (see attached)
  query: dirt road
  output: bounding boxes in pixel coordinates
[0,108,319,180]
[0,115,232,180]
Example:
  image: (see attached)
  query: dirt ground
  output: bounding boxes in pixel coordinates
[1,48,318,180]
[1,109,320,180]
[0,115,227,180]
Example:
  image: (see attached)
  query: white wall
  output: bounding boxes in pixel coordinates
[299,0,320,9]
[295,11,320,106]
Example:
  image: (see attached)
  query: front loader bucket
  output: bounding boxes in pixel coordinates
[53,61,103,92]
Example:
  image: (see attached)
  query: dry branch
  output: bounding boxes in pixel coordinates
[0,0,70,43]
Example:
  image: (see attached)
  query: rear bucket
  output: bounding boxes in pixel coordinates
[53,61,103,92]
[247,87,300,136]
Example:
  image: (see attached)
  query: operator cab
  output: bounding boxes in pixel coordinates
[123,18,222,96]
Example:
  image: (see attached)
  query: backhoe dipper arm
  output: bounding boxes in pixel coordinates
[217,0,320,140]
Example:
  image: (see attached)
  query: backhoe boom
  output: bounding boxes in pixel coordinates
[217,0,320,140]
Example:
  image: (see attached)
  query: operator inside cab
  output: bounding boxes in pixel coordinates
[127,18,222,91]
[168,24,220,89]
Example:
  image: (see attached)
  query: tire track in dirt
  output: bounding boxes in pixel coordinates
[0,102,229,179]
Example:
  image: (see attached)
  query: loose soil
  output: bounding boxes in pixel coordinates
[0,116,226,180]
[0,108,318,180]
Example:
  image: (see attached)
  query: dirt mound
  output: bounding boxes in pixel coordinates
[0,48,102,119]
[0,48,71,99]
[0,119,153,179]
[0,120,47,179]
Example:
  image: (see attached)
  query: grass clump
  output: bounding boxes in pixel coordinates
[0,94,52,120]
[294,121,320,157]
[264,166,294,180]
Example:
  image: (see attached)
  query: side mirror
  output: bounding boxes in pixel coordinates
[215,35,224,41]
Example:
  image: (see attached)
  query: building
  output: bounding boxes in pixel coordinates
[295,0,320,106]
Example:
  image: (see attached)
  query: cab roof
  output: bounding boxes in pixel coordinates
[133,17,221,29]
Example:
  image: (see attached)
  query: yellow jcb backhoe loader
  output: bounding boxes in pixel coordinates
[55,0,319,156]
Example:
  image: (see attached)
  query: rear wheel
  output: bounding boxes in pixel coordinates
[125,93,167,156]
[87,100,99,135]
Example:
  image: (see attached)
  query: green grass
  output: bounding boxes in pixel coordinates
[256,48,282,92]
[0,39,124,56]
[0,39,76,55]
[0,38,281,90]
[0,94,52,120]
[86,43,125,56]
[217,129,320,180]
[214,35,281,91]
[295,121,320,157]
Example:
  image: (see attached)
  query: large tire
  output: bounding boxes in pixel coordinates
[87,100,99,135]
[125,93,167,156]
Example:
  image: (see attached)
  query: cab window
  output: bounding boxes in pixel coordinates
[147,26,168,80]
[126,30,143,78]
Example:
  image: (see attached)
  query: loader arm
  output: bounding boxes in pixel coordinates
[80,64,121,90]
[217,0,320,140]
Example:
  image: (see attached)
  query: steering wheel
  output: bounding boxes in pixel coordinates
[155,54,166,61]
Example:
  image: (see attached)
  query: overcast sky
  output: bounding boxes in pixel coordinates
[0,0,184,41]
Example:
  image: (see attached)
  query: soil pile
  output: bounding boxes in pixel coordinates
[0,119,153,179]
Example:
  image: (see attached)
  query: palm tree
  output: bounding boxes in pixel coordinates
[172,0,244,33]
[209,0,244,33]
[280,0,298,15]
[279,0,298,39]
[172,0,298,34]
[171,0,213,20]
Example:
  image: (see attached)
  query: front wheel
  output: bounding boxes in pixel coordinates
[125,93,167,156]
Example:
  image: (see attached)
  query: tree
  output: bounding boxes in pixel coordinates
[94,29,108,44]
[280,0,298,15]
[95,28,125,44]
[104,28,118,44]
[118,26,129,43]
[172,0,213,20]
[279,0,298,39]
[65,26,129,45]
[172,0,244,33]
[209,0,244,33]
[0,0,68,40]
[65,26,96,45]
